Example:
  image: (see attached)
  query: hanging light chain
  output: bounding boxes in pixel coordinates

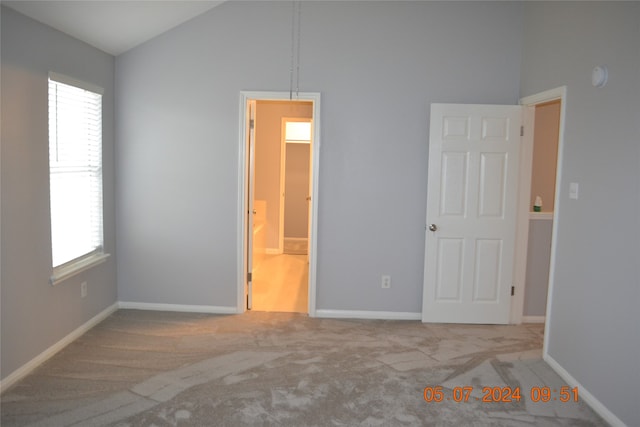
[296,1,302,98]
[289,0,296,100]
[289,1,302,99]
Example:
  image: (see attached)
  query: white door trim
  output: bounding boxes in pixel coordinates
[278,119,286,254]
[510,105,535,323]
[237,91,321,316]
[246,100,256,309]
[513,87,567,337]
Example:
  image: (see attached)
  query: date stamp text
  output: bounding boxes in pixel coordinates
[423,386,579,403]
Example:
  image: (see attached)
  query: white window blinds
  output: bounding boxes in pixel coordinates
[48,75,104,269]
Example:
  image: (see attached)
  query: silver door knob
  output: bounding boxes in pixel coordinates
[428,224,438,232]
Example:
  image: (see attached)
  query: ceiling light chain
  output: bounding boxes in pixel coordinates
[296,1,302,98]
[289,0,296,100]
[289,1,302,100]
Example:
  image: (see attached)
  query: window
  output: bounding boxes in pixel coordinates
[284,120,312,143]
[48,73,108,285]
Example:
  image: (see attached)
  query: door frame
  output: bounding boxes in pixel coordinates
[511,86,567,330]
[237,91,321,316]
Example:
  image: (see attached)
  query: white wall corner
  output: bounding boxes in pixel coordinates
[543,353,628,427]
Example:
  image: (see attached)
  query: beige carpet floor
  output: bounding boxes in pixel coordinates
[1,310,606,426]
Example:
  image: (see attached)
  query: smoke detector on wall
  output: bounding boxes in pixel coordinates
[591,66,608,88]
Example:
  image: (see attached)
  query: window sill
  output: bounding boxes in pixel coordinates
[50,253,110,286]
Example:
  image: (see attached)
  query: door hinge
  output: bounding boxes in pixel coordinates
[250,119,255,129]
[247,272,252,282]
[511,286,515,296]
[520,126,524,137]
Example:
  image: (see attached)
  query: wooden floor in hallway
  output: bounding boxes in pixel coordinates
[251,253,308,313]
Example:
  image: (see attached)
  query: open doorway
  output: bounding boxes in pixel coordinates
[522,100,561,323]
[513,87,566,329]
[253,102,311,313]
[237,91,321,316]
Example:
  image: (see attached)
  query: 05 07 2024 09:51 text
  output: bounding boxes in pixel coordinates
[423,386,579,403]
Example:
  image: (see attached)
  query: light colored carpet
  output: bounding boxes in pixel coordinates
[1,310,606,426]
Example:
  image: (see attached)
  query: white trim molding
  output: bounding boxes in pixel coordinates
[237,91,321,318]
[284,237,308,243]
[511,104,536,324]
[50,252,110,286]
[529,212,554,220]
[0,302,118,394]
[521,315,545,324]
[118,302,237,314]
[49,71,104,95]
[544,354,628,427]
[315,309,422,321]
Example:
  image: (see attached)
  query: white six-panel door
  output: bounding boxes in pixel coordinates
[422,104,522,324]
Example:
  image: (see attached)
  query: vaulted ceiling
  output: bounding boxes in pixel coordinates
[2,1,225,56]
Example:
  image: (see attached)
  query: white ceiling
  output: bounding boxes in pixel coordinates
[2,1,225,56]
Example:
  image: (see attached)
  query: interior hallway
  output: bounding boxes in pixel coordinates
[252,253,308,313]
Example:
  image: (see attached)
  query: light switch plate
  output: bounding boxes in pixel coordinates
[569,182,579,200]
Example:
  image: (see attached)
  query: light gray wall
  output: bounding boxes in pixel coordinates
[523,219,552,317]
[115,1,524,310]
[521,2,640,425]
[0,7,117,381]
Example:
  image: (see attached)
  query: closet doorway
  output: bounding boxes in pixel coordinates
[238,92,321,315]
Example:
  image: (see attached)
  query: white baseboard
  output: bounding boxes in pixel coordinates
[315,309,421,321]
[544,353,627,427]
[118,301,238,314]
[522,315,546,323]
[0,302,119,394]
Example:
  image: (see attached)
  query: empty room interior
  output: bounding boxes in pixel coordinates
[1,1,639,426]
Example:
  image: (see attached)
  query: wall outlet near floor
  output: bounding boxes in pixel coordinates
[381,275,391,289]
[80,281,87,298]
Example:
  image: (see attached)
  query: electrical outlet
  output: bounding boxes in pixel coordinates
[381,275,391,289]
[81,281,87,298]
